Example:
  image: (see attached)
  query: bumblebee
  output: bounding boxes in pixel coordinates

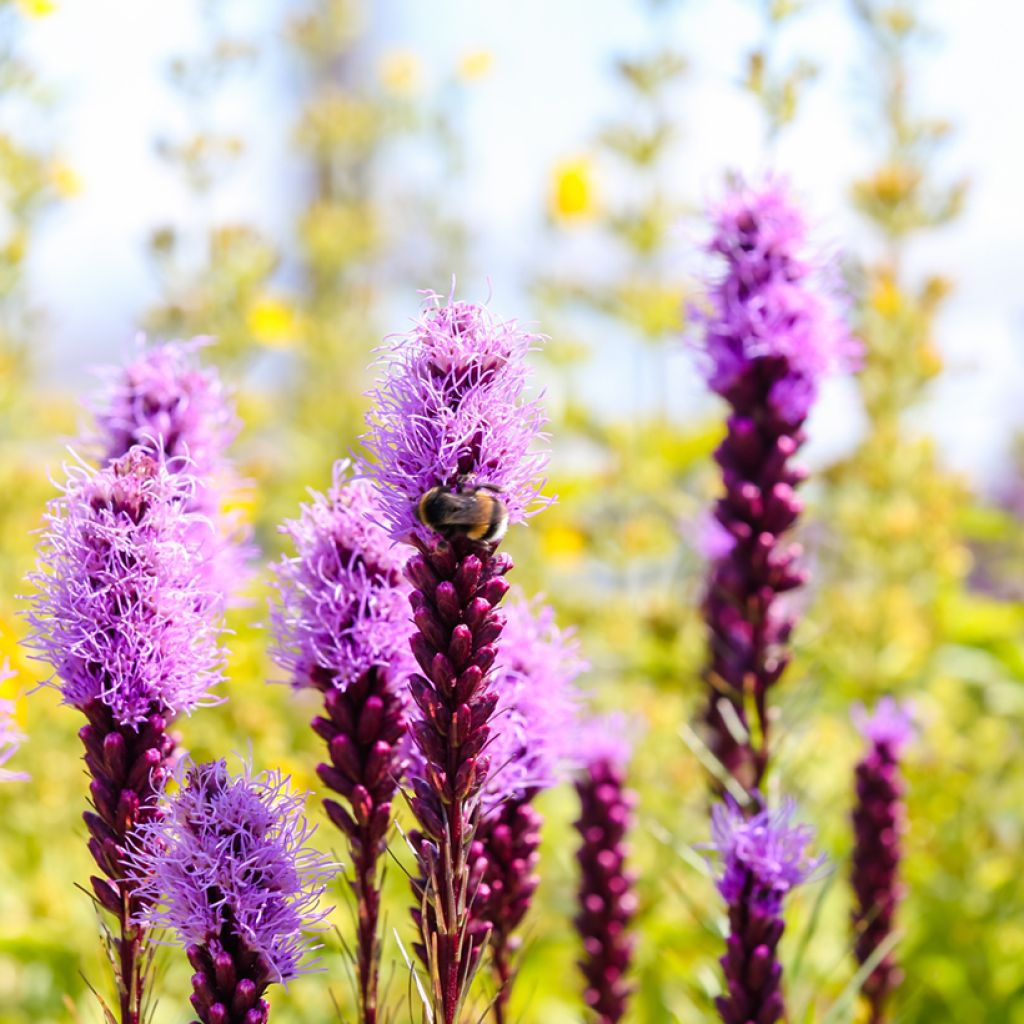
[415,484,509,543]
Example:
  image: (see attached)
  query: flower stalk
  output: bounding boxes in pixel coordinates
[851,698,912,1024]
[272,465,411,1024]
[695,179,857,793]
[364,295,548,1024]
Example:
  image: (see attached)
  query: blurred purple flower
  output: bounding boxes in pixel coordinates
[573,716,637,1024]
[461,593,584,1021]
[694,179,857,792]
[851,698,913,1023]
[364,294,550,542]
[696,178,858,424]
[128,758,335,1023]
[0,663,27,783]
[366,293,550,1024]
[92,336,252,596]
[709,799,824,1024]
[271,461,411,1024]
[26,449,226,727]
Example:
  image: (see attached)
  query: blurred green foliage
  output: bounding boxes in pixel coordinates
[1,1,1022,1023]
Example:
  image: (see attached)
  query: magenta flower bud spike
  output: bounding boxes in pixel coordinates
[272,461,412,1024]
[25,449,227,1024]
[573,718,637,1024]
[694,179,858,792]
[128,758,335,1024]
[709,798,824,1024]
[364,293,550,1024]
[851,698,913,1023]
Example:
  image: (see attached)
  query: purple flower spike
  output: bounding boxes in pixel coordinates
[462,593,583,1021]
[695,178,857,792]
[710,799,824,1024]
[364,294,550,542]
[851,699,913,1023]
[25,449,226,1024]
[0,663,27,783]
[92,336,251,596]
[365,293,550,1024]
[573,717,637,1024]
[271,462,411,1024]
[128,758,335,1024]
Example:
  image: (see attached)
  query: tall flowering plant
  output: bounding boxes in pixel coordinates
[694,179,857,792]
[709,800,823,1024]
[271,462,411,1024]
[25,450,227,1023]
[363,295,549,1024]
[465,593,582,1021]
[573,717,637,1024]
[127,758,335,1024]
[851,698,913,1024]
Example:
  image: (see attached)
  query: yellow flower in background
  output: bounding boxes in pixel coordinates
[247,296,299,348]
[49,160,81,198]
[541,523,586,565]
[378,50,422,96]
[458,49,493,82]
[15,0,55,16]
[550,157,596,222]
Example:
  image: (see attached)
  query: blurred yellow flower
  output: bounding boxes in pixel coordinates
[550,157,596,222]
[15,0,55,16]
[869,274,902,319]
[378,50,422,96]
[541,523,586,565]
[458,49,493,82]
[49,160,80,198]
[247,297,299,348]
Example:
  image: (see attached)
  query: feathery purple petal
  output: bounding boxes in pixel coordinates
[25,449,226,727]
[128,757,335,986]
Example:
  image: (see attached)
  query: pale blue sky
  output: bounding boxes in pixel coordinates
[16,0,1024,484]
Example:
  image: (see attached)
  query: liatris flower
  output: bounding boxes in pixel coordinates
[128,758,335,1024]
[91,336,250,594]
[573,718,637,1024]
[709,799,824,1024]
[271,462,411,1024]
[364,294,549,1024]
[0,662,27,783]
[694,178,857,792]
[24,449,226,1024]
[851,698,913,1024]
[467,594,583,1022]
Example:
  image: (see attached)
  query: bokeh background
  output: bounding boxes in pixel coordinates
[2,0,1023,1021]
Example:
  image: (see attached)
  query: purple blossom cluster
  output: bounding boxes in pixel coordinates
[696,178,857,792]
[128,758,335,1022]
[573,717,637,1024]
[92,336,239,491]
[851,698,913,1023]
[271,461,411,1024]
[91,336,251,596]
[364,295,550,541]
[709,799,824,1024]
[26,450,226,726]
